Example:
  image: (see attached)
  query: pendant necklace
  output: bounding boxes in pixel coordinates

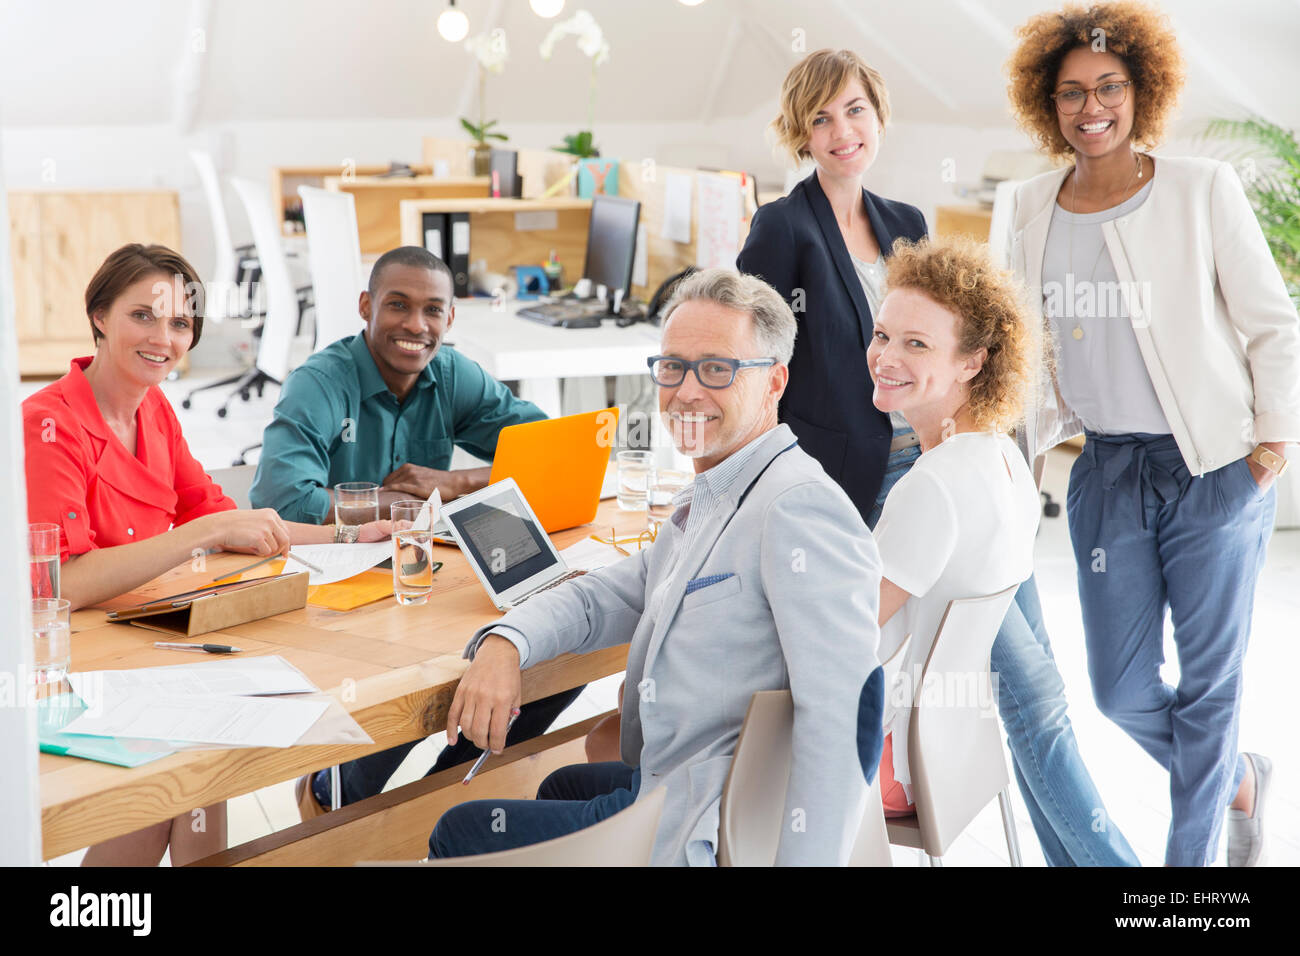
[1067,151,1143,340]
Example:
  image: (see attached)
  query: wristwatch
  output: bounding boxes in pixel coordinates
[1248,445,1289,477]
[334,524,361,544]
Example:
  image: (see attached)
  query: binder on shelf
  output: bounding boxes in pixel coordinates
[449,211,471,297]
[421,212,448,262]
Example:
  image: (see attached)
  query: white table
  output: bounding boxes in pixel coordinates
[445,298,662,419]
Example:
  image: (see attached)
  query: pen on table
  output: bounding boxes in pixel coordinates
[154,642,243,654]
[461,709,520,785]
[212,549,323,582]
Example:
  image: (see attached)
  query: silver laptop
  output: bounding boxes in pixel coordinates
[440,478,590,610]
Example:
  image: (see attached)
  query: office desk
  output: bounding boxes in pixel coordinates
[41,501,647,864]
[448,298,661,419]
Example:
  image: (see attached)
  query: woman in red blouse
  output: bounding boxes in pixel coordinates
[23,243,388,865]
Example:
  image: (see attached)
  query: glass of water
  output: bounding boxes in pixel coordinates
[335,482,380,537]
[32,598,71,686]
[617,451,654,511]
[647,469,692,533]
[391,500,434,606]
[29,523,61,599]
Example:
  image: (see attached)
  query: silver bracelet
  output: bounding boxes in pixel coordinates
[334,524,360,544]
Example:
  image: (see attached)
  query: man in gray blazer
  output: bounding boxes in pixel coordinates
[429,268,886,866]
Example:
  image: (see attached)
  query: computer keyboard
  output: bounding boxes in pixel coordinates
[516,301,609,326]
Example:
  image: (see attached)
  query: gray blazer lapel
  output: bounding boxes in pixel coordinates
[640,426,796,676]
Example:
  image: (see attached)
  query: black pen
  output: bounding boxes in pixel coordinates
[153,641,243,654]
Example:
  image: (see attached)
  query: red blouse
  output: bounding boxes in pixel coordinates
[23,358,236,563]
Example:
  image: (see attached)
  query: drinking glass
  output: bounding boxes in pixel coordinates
[29,523,60,599]
[647,469,691,533]
[335,482,380,536]
[617,451,654,511]
[391,500,434,606]
[32,598,71,686]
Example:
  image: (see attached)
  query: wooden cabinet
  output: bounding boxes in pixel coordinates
[935,204,993,242]
[7,190,180,378]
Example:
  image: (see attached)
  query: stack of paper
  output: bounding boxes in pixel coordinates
[54,655,328,753]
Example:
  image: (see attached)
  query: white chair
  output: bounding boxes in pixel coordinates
[885,584,1024,866]
[298,185,365,353]
[206,464,257,510]
[221,177,311,419]
[182,150,262,412]
[717,689,891,867]
[376,785,667,867]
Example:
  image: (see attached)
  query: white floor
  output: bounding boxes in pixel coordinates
[33,368,1298,867]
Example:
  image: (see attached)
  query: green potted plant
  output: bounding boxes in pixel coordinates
[1205,116,1300,303]
[462,30,509,176]
[541,9,609,164]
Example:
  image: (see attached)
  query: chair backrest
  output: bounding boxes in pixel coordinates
[229,177,297,383]
[718,689,892,867]
[297,186,364,353]
[395,785,666,867]
[189,150,238,321]
[907,584,1020,856]
[207,464,257,511]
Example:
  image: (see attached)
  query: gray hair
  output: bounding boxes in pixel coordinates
[661,267,796,365]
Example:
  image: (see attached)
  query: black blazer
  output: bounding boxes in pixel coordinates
[737,172,928,521]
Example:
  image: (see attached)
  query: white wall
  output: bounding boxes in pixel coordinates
[0,120,42,867]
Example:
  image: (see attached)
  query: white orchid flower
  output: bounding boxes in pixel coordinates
[539,8,609,65]
[465,30,509,74]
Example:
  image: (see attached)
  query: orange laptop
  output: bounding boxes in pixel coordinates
[488,407,619,532]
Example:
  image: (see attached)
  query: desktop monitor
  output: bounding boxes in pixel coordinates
[582,195,641,305]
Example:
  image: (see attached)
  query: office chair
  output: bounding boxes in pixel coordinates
[717,690,892,867]
[196,177,313,422]
[181,150,264,411]
[372,786,667,867]
[883,585,1024,867]
[298,186,365,353]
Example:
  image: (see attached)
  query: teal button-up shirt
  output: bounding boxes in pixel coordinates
[249,332,545,523]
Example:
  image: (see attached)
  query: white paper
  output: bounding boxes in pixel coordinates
[695,173,742,270]
[560,536,626,572]
[632,221,648,288]
[68,655,318,706]
[61,693,329,749]
[661,172,693,243]
[282,541,392,585]
[514,210,558,232]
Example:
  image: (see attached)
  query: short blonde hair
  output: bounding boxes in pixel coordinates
[885,237,1035,432]
[770,49,891,165]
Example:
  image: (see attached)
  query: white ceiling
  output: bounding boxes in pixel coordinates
[2,0,1297,131]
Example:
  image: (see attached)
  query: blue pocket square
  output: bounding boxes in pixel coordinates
[684,572,735,595]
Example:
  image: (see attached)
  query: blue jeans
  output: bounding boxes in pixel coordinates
[871,433,1138,866]
[428,761,639,858]
[1067,433,1273,866]
[313,687,585,807]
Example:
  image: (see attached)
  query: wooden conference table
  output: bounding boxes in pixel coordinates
[40,500,649,865]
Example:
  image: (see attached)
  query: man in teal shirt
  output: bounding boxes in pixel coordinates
[250,245,580,816]
[251,247,545,522]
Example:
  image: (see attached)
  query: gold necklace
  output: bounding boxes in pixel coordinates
[1067,151,1143,340]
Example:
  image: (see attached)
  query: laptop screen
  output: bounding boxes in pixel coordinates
[444,487,559,593]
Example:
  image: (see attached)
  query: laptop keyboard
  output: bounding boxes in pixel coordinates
[516,569,589,604]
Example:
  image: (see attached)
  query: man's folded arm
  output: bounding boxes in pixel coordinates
[249,369,342,523]
[759,481,884,866]
[465,546,652,667]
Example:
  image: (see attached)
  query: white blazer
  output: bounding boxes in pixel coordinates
[1005,155,1300,473]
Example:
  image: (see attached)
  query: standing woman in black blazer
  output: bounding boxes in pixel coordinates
[737,50,925,519]
[738,49,1139,866]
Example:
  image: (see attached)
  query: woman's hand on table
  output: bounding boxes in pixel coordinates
[198,508,291,556]
[446,635,522,753]
[357,519,394,542]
